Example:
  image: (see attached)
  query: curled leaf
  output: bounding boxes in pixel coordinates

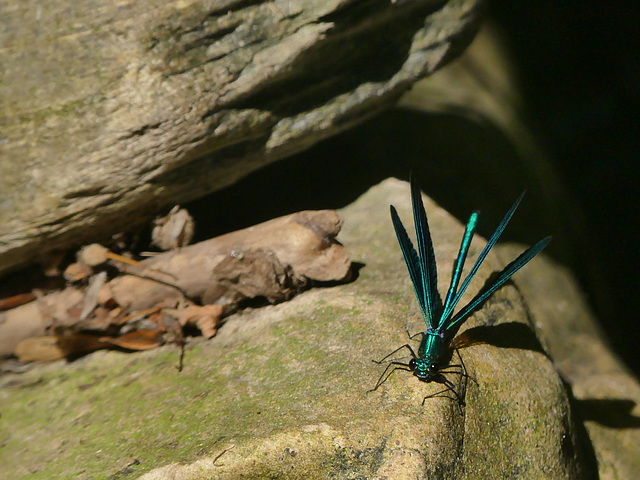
[175,304,223,339]
[99,330,164,350]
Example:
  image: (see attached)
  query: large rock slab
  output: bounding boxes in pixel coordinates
[0,0,484,276]
[3,178,638,479]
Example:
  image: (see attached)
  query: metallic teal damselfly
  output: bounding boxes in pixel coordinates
[371,177,551,405]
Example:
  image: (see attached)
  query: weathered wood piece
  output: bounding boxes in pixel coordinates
[0,209,349,357]
[0,0,484,276]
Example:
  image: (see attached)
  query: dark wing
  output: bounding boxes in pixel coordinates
[410,176,441,326]
[441,211,479,329]
[390,205,431,327]
[445,236,551,335]
[439,191,526,328]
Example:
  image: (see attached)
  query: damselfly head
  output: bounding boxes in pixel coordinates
[410,357,440,381]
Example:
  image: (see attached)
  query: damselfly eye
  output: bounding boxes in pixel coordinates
[429,363,438,374]
[409,359,416,369]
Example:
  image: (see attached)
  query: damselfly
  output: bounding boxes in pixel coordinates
[371,177,551,405]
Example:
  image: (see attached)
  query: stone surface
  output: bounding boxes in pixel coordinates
[507,245,640,480]
[0,0,484,277]
[2,178,637,479]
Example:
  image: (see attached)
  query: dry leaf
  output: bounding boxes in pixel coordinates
[14,334,107,362]
[204,248,303,305]
[80,271,108,320]
[175,304,223,339]
[0,292,36,311]
[99,330,163,350]
[97,282,116,307]
[35,287,85,326]
[63,262,93,282]
[118,304,164,326]
[152,206,195,250]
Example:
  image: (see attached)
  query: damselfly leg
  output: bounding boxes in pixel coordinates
[370,337,475,409]
[368,343,418,392]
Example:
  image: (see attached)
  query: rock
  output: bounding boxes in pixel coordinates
[0,0,484,277]
[505,244,640,479]
[2,178,638,478]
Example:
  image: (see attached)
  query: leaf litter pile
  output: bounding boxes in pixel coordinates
[0,208,351,368]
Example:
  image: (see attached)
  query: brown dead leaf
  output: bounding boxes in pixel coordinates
[175,304,223,339]
[63,262,93,282]
[99,329,163,350]
[0,292,36,311]
[152,205,195,250]
[14,329,164,361]
[14,334,107,362]
[118,304,164,325]
[204,248,303,305]
[97,282,118,308]
[34,287,85,327]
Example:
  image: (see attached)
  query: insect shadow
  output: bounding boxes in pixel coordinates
[458,321,548,356]
[576,398,640,429]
